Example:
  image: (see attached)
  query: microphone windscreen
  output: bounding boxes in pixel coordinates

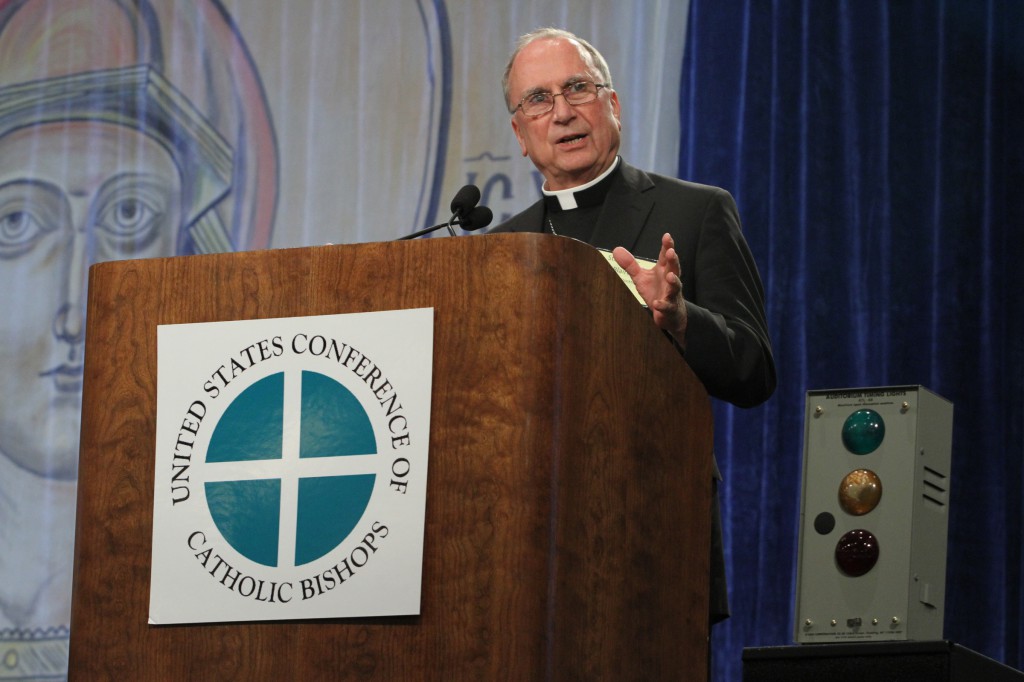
[450,184,481,215]
[461,205,493,231]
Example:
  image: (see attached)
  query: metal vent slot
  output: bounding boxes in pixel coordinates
[921,465,949,507]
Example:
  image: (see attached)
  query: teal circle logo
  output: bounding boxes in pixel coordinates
[204,370,377,567]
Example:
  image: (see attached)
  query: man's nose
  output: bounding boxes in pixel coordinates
[551,92,577,122]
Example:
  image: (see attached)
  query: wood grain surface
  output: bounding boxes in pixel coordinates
[70,233,712,681]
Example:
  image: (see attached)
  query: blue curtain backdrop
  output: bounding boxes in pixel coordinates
[678,1,1024,680]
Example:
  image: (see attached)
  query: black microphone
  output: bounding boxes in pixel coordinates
[459,205,493,231]
[397,185,490,240]
[450,184,480,219]
[442,184,481,236]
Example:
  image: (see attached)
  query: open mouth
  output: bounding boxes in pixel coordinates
[556,133,587,146]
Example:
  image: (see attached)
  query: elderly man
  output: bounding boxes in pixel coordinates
[490,28,776,623]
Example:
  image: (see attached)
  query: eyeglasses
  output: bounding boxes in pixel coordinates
[512,80,610,117]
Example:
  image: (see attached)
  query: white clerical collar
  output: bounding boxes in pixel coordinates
[542,156,621,210]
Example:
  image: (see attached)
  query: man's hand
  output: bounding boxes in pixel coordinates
[612,232,688,348]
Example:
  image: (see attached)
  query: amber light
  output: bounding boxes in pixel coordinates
[838,469,883,516]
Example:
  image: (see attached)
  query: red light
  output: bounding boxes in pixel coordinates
[835,529,879,577]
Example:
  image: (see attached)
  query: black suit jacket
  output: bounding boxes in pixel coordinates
[490,161,776,408]
[490,161,775,624]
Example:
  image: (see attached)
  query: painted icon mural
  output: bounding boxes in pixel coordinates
[0,1,685,678]
[0,0,276,677]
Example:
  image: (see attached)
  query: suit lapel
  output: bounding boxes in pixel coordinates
[589,161,655,251]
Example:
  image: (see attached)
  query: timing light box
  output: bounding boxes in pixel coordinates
[794,385,953,644]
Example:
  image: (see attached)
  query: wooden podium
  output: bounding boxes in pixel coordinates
[69,233,713,680]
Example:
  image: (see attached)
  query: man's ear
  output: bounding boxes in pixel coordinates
[510,115,529,157]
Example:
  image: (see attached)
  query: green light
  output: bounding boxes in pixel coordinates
[842,409,885,455]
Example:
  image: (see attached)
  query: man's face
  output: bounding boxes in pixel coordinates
[0,121,182,479]
[508,37,621,191]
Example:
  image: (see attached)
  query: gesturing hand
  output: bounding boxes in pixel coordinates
[612,232,688,348]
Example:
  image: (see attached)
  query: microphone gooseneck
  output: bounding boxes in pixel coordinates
[397,185,492,240]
